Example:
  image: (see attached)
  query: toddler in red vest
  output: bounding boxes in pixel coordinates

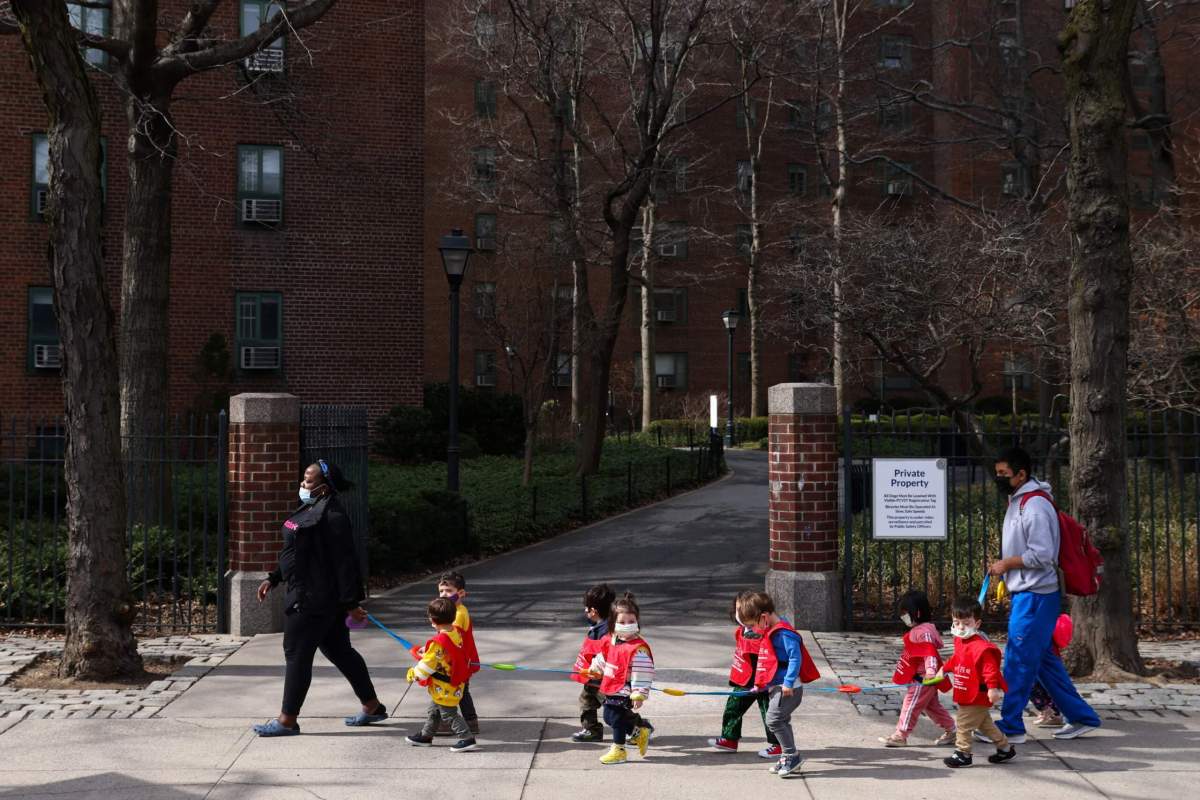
[738,591,820,779]
[708,590,781,758]
[879,590,956,747]
[933,596,1015,768]
[587,592,655,765]
[570,583,615,743]
[436,572,480,735]
[404,597,478,752]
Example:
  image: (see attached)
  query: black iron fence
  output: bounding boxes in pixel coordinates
[840,409,1200,628]
[300,404,370,581]
[1,412,227,633]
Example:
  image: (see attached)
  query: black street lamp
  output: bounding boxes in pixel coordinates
[439,228,474,492]
[722,309,740,447]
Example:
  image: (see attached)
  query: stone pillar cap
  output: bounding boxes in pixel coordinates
[229,393,300,425]
[768,383,837,415]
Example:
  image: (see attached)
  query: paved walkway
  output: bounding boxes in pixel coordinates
[3,451,1200,798]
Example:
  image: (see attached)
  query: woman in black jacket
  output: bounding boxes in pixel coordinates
[253,459,386,736]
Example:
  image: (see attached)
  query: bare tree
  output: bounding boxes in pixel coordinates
[7,0,139,679]
[1060,0,1144,678]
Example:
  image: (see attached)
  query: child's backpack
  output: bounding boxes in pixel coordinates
[1019,491,1104,596]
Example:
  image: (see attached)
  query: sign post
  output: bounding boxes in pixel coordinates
[871,457,948,540]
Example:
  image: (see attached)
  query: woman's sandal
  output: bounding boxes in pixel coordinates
[344,703,388,726]
[253,719,301,737]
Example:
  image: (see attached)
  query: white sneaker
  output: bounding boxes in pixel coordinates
[758,744,782,759]
[973,730,1026,745]
[1053,723,1097,740]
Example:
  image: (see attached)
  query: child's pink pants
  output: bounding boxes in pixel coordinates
[895,683,955,736]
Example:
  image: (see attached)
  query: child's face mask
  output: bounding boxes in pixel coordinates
[900,613,913,628]
[614,622,640,639]
[950,619,979,639]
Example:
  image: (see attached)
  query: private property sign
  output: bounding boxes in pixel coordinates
[871,458,948,540]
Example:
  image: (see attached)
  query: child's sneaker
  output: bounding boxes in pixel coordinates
[943,750,973,768]
[406,734,434,746]
[450,738,479,753]
[631,726,651,757]
[934,730,956,746]
[600,744,627,765]
[988,746,1016,764]
[878,733,907,747]
[1036,711,1064,728]
[775,754,803,778]
[758,744,782,759]
[708,737,738,752]
[571,727,604,743]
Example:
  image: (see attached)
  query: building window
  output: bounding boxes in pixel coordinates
[735,224,753,258]
[879,99,912,131]
[735,96,758,129]
[555,92,575,125]
[879,35,911,71]
[737,352,751,384]
[473,282,497,319]
[68,1,112,67]
[816,99,833,133]
[736,160,753,199]
[1002,356,1033,391]
[475,11,497,48]
[1132,133,1152,150]
[472,146,497,192]
[786,99,805,131]
[235,292,283,371]
[654,288,687,324]
[475,79,497,118]
[27,287,61,371]
[789,225,804,257]
[787,163,807,196]
[240,1,285,72]
[1130,175,1164,209]
[633,352,688,390]
[1001,163,1029,197]
[31,134,107,219]
[237,145,283,225]
[658,221,688,258]
[474,350,498,387]
[1128,52,1149,89]
[737,288,749,318]
[787,353,809,382]
[657,157,688,201]
[998,34,1021,67]
[882,162,913,197]
[475,212,497,250]
[553,353,572,388]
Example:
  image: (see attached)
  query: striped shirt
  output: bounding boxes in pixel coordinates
[589,642,655,697]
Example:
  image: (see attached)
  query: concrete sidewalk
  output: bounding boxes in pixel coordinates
[3,451,1198,798]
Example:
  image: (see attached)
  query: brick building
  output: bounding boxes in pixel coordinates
[2,2,425,423]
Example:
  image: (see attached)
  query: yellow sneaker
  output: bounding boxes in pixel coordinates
[600,744,627,765]
[632,726,651,757]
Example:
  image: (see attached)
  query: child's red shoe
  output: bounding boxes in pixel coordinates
[757,744,782,759]
[707,737,738,752]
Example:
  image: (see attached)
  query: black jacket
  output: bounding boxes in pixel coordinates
[268,495,364,615]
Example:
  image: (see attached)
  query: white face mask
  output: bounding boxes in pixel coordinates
[950,621,979,639]
[614,622,639,639]
[299,487,317,505]
[900,613,913,628]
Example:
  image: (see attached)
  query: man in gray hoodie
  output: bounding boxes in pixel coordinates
[984,447,1101,743]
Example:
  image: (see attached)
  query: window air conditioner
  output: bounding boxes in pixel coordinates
[240,346,281,370]
[242,198,282,223]
[36,189,49,215]
[245,48,285,73]
[886,180,910,197]
[656,309,677,323]
[34,344,62,369]
[476,374,497,387]
[656,374,676,388]
[657,243,678,257]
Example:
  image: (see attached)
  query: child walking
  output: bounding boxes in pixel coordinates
[570,583,615,743]
[437,572,480,734]
[404,597,478,752]
[934,596,1015,768]
[1030,614,1073,728]
[738,591,820,779]
[879,590,956,747]
[708,591,781,758]
[588,593,655,765]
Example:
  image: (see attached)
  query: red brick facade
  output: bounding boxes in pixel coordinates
[1,2,425,423]
[227,416,300,573]
[768,412,839,573]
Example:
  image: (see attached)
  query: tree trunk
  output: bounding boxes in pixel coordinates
[830,4,849,412]
[748,161,764,417]
[120,99,176,462]
[1059,0,1144,677]
[522,427,536,487]
[12,0,141,679]
[639,204,656,430]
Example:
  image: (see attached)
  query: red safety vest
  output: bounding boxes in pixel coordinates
[571,635,608,685]
[945,635,1007,706]
[891,627,947,689]
[728,627,762,687]
[754,620,820,688]
[598,636,654,696]
[460,623,481,675]
[414,630,471,688]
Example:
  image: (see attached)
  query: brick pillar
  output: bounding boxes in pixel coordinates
[226,393,300,636]
[766,383,843,630]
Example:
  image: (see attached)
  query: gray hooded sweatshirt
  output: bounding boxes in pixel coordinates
[1001,478,1061,594]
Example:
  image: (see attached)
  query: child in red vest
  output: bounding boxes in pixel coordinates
[933,596,1015,768]
[1030,614,1073,728]
[708,591,781,758]
[738,591,820,779]
[404,597,477,752]
[587,592,655,765]
[570,583,615,743]
[879,590,956,747]
[437,572,480,734]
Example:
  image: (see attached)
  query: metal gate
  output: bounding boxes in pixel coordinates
[840,408,1200,628]
[1,412,227,633]
[299,404,370,581]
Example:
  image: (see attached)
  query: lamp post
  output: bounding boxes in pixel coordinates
[439,228,474,492]
[721,309,740,447]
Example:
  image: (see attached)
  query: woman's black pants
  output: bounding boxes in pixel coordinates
[281,611,377,716]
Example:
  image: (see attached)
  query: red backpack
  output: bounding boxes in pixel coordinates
[1019,491,1104,596]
